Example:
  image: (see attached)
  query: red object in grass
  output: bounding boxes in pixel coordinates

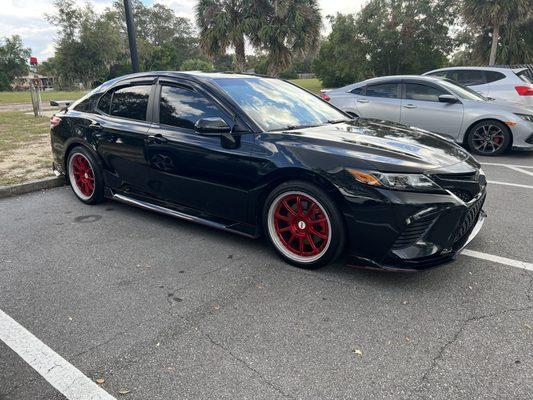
[515,85,533,96]
[50,116,61,129]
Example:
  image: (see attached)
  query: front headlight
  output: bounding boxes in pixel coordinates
[347,169,442,192]
[514,113,533,123]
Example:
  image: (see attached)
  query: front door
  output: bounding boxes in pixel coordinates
[144,81,255,222]
[400,82,464,139]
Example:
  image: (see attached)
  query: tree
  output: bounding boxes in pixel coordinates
[313,15,369,87]
[314,1,456,87]
[462,0,533,65]
[0,35,31,91]
[181,58,214,71]
[248,0,322,76]
[195,0,250,72]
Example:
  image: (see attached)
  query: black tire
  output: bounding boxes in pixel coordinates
[66,146,105,204]
[466,120,511,156]
[262,180,345,269]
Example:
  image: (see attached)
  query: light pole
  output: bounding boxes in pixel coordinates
[123,0,140,73]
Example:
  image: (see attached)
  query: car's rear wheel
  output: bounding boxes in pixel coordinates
[263,181,345,269]
[466,120,511,156]
[67,146,104,204]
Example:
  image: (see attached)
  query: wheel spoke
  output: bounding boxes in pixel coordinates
[309,226,327,240]
[306,233,317,251]
[283,199,296,216]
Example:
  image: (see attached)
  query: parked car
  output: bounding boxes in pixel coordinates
[324,75,533,155]
[50,72,486,271]
[423,66,533,107]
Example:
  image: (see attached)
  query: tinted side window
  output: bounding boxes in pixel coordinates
[365,83,399,98]
[159,85,227,130]
[450,70,486,86]
[73,93,100,113]
[485,71,506,83]
[427,71,448,78]
[97,91,112,114]
[405,84,446,102]
[109,85,151,121]
[350,87,363,95]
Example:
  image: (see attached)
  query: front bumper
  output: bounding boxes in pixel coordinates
[343,187,487,271]
[510,121,533,150]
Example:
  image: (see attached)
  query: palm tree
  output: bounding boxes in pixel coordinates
[195,0,249,72]
[462,0,532,65]
[248,0,321,76]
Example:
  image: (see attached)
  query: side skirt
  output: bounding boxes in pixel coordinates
[110,192,258,239]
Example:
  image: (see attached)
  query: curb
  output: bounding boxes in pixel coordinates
[0,176,65,199]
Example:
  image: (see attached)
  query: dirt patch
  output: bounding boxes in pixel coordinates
[0,135,54,185]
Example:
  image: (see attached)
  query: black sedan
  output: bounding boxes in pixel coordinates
[50,72,486,270]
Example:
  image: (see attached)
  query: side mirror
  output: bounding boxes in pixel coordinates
[194,117,231,135]
[438,94,459,104]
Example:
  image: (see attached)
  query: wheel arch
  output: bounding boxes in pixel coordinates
[463,118,513,149]
[63,139,103,183]
[252,168,347,231]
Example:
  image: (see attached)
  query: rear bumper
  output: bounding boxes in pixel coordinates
[342,187,487,272]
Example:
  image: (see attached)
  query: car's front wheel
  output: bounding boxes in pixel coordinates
[67,146,104,204]
[466,120,511,156]
[263,181,345,269]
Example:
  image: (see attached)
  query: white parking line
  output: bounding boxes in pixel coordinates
[462,249,533,272]
[0,309,116,400]
[481,162,533,169]
[488,180,533,189]
[506,165,533,177]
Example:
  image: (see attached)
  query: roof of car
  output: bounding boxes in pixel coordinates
[424,66,523,74]
[348,75,444,87]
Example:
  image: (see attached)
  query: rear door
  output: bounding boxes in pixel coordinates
[356,81,402,122]
[400,80,464,139]
[93,80,155,195]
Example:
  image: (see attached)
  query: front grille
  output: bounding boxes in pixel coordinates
[431,171,483,203]
[392,214,437,249]
[448,188,473,202]
[452,194,485,243]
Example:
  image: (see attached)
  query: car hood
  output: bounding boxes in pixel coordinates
[279,119,478,173]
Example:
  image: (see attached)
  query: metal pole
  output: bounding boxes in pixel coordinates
[123,0,140,73]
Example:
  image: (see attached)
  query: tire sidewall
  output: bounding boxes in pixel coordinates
[467,121,511,156]
[67,146,104,204]
[263,180,345,269]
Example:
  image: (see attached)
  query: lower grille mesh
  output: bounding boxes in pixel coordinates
[452,195,485,243]
[392,214,436,249]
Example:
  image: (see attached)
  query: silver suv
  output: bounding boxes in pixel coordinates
[325,75,533,156]
[423,66,533,107]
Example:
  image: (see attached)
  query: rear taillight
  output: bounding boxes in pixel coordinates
[515,85,533,96]
[50,116,61,129]
[320,91,330,101]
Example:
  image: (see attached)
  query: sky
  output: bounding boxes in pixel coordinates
[0,0,365,61]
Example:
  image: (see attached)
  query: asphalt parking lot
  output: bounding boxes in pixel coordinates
[1,152,533,400]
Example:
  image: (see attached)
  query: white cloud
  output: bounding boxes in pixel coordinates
[0,0,367,61]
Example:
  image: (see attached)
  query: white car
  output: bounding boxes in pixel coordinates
[423,66,533,107]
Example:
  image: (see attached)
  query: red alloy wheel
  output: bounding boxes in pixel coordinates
[272,193,330,258]
[71,154,95,197]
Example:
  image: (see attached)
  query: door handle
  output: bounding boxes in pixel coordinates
[147,133,168,144]
[357,99,369,103]
[89,122,104,131]
[403,104,417,109]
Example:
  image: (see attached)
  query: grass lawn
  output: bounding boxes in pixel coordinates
[0,90,87,104]
[289,78,323,93]
[0,111,53,185]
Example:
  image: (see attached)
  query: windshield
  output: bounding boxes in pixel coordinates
[438,78,488,101]
[212,77,347,131]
